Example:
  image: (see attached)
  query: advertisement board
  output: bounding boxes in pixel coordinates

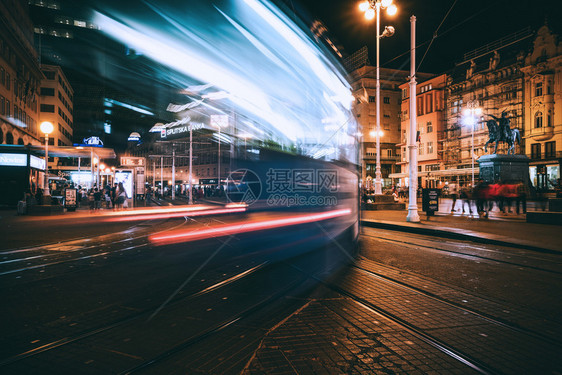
[114,170,133,199]
[64,188,77,211]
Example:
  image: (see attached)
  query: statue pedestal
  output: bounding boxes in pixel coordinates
[478,154,530,183]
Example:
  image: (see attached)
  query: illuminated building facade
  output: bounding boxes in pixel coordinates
[397,74,447,189]
[0,0,42,147]
[521,24,562,190]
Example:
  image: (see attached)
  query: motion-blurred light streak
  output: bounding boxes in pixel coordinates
[149,208,352,245]
[105,207,247,222]
[93,0,357,163]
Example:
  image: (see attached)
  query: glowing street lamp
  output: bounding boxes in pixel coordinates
[40,121,54,196]
[463,101,482,188]
[359,0,397,195]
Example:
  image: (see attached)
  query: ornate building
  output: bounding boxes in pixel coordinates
[521,24,562,190]
[441,29,530,187]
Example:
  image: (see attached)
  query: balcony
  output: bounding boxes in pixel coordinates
[529,126,554,141]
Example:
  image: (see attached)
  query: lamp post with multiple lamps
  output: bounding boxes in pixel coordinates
[463,101,482,188]
[40,121,54,197]
[359,0,397,195]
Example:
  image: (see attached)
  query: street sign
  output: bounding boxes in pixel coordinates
[422,188,440,216]
[120,156,145,166]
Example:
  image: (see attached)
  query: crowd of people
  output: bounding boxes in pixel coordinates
[77,182,129,211]
[362,179,553,218]
[449,180,535,217]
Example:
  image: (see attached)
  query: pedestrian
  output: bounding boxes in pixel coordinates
[93,188,102,210]
[449,181,458,212]
[111,183,118,210]
[88,188,95,211]
[459,186,472,215]
[116,182,127,210]
[145,186,152,206]
[474,179,488,217]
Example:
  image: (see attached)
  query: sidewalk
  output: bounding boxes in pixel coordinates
[361,198,561,252]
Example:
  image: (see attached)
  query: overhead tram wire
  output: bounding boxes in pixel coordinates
[380,1,500,71]
[416,0,458,73]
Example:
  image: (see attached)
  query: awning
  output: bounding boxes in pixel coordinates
[24,145,116,159]
[389,168,479,179]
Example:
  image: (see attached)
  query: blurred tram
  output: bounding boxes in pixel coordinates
[93,0,360,257]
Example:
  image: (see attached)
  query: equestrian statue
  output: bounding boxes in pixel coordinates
[483,112,521,155]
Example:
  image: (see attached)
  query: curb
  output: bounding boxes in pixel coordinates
[360,219,560,254]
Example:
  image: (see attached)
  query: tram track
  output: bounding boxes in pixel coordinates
[360,230,562,275]
[289,258,562,375]
[352,258,562,346]
[0,261,270,368]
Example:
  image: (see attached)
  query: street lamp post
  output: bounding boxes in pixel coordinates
[359,0,397,195]
[463,101,482,188]
[406,15,420,222]
[40,121,54,197]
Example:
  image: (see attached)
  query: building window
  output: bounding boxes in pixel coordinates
[417,97,424,116]
[426,94,433,113]
[427,141,434,154]
[535,112,543,128]
[40,87,55,96]
[402,88,408,99]
[427,121,433,133]
[545,142,555,158]
[43,71,56,80]
[40,104,55,113]
[368,96,376,103]
[383,97,390,104]
[535,82,543,97]
[547,114,552,127]
[531,143,541,159]
[419,143,424,155]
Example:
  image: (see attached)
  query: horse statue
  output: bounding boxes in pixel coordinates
[483,118,521,154]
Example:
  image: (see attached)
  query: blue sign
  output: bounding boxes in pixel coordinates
[0,153,27,167]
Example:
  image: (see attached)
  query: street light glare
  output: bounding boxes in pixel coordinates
[475,108,483,115]
[40,121,54,135]
[358,1,370,12]
[365,8,375,20]
[387,4,398,16]
[381,0,393,8]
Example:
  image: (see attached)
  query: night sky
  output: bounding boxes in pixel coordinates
[293,0,562,73]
